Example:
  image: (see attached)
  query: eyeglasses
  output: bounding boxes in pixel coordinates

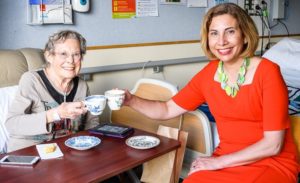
[54,52,82,61]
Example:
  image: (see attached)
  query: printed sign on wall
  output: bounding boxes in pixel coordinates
[112,0,136,19]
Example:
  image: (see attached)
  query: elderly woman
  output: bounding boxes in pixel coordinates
[5,30,99,152]
[123,3,299,183]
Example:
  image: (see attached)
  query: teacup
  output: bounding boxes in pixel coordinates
[84,95,107,115]
[105,89,125,110]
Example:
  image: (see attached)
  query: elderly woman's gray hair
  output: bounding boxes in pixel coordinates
[44,30,87,55]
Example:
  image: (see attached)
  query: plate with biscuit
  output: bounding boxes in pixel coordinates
[36,143,63,159]
[65,136,101,151]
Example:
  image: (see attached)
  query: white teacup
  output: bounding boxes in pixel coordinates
[105,89,125,110]
[84,95,107,115]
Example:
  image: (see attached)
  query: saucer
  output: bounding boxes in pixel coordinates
[126,135,160,150]
[65,136,101,150]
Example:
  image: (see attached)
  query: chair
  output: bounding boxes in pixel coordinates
[180,109,214,178]
[110,78,185,183]
[291,116,300,157]
[0,48,45,153]
[141,125,188,183]
[198,103,220,149]
[111,78,214,182]
[111,78,181,133]
[290,115,300,182]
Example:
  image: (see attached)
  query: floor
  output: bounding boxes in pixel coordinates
[100,166,142,183]
[101,175,184,183]
[99,166,185,183]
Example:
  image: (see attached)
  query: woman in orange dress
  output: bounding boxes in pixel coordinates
[123,3,299,182]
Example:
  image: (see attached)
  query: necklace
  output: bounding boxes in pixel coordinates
[44,68,72,95]
[217,57,250,97]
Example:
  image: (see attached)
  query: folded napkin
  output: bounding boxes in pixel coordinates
[36,143,63,160]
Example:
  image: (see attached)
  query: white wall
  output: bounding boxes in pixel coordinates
[81,36,300,122]
[82,42,208,122]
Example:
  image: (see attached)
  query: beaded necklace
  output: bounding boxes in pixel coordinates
[217,57,250,97]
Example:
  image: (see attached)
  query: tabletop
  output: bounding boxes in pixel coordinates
[0,128,180,183]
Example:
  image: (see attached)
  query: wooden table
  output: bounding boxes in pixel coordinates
[0,129,180,183]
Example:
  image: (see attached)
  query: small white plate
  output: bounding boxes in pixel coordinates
[126,135,160,150]
[36,143,63,159]
[65,136,101,150]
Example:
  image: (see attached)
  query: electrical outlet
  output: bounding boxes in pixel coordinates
[272,0,285,19]
[244,0,262,16]
[153,66,163,73]
[81,74,92,81]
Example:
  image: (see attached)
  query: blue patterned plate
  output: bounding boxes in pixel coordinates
[65,136,101,150]
[126,135,160,150]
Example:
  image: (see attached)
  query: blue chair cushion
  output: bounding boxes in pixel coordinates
[288,85,300,116]
[198,103,216,122]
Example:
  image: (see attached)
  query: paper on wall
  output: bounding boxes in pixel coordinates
[187,0,207,7]
[27,0,72,24]
[136,0,159,17]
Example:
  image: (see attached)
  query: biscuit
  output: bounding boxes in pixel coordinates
[44,144,56,153]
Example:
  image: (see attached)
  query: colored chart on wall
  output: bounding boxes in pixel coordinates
[112,0,136,19]
[27,0,72,24]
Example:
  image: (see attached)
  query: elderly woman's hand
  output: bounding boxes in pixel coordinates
[57,101,87,120]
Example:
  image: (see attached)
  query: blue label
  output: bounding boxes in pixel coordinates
[29,0,63,5]
[29,0,41,4]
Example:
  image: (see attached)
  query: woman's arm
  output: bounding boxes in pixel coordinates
[123,90,187,120]
[5,72,88,135]
[5,72,50,135]
[189,130,285,174]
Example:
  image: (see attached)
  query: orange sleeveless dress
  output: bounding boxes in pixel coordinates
[172,59,299,183]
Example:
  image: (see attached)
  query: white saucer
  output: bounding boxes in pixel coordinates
[126,135,160,150]
[65,136,101,150]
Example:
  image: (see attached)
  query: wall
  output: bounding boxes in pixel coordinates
[83,42,208,122]
[83,36,300,95]
[0,0,300,50]
[0,0,205,49]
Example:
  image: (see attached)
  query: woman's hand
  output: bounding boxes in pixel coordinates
[122,89,134,106]
[188,130,285,176]
[188,156,223,175]
[57,101,87,120]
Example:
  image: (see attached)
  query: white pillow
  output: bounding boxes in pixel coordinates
[0,85,18,153]
[263,38,300,88]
